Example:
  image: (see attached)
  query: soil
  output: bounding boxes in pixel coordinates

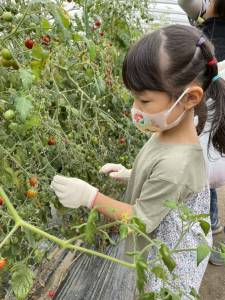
[200,186,225,300]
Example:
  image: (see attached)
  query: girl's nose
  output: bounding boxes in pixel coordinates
[132,100,139,110]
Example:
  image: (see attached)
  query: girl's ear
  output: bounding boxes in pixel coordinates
[183,86,204,109]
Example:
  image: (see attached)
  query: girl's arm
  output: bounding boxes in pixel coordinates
[93,192,132,221]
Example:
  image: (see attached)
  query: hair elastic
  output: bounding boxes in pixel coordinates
[212,74,221,82]
[212,69,225,82]
[208,57,217,66]
[196,36,206,47]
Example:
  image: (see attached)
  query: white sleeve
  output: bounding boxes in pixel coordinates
[218,60,225,80]
[178,0,209,21]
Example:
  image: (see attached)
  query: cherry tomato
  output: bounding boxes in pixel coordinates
[48,137,56,145]
[0,258,7,269]
[29,176,38,187]
[24,38,35,49]
[26,189,38,199]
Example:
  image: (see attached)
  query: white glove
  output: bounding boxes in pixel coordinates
[99,163,132,182]
[50,175,98,209]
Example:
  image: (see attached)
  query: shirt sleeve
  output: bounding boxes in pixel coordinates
[178,0,209,21]
[132,178,183,234]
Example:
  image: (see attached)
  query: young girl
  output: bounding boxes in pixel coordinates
[50,25,225,296]
[179,0,225,266]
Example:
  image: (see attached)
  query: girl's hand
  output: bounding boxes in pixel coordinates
[50,175,98,209]
[99,163,132,182]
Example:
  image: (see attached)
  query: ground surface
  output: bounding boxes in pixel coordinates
[200,186,225,300]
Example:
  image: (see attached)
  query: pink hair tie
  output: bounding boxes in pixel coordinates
[208,57,217,66]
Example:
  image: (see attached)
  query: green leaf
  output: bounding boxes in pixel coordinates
[24,228,37,248]
[41,18,51,30]
[30,60,43,80]
[19,68,35,90]
[85,208,98,244]
[119,224,128,240]
[131,217,146,234]
[72,33,83,42]
[199,220,210,236]
[88,41,96,61]
[136,256,148,294]
[139,292,156,300]
[151,265,167,280]
[24,115,41,128]
[197,244,211,266]
[11,262,34,300]
[164,200,177,209]
[159,244,176,272]
[32,44,49,60]
[15,96,33,121]
[56,7,70,29]
[220,243,225,253]
[190,287,200,299]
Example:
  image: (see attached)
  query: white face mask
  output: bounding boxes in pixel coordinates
[131,88,190,133]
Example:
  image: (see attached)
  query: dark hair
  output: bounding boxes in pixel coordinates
[122,25,225,155]
[214,0,225,17]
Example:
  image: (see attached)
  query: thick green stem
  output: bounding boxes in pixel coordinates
[21,220,135,269]
[0,187,135,269]
[0,187,22,223]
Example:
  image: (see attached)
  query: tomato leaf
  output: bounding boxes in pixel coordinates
[19,68,35,90]
[199,220,210,236]
[32,44,49,60]
[15,96,33,121]
[135,256,148,294]
[11,262,34,300]
[88,41,96,61]
[131,217,146,234]
[159,244,176,272]
[41,18,51,30]
[197,244,211,266]
[85,208,98,244]
[164,200,177,209]
[139,292,156,300]
[151,265,167,280]
[119,224,128,240]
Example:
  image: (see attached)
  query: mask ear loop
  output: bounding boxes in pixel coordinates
[165,87,191,116]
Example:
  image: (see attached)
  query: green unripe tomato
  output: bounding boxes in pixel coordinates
[1,48,12,60]
[8,122,18,130]
[2,11,13,22]
[3,109,15,120]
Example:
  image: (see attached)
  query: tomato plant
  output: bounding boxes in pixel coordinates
[0,0,151,298]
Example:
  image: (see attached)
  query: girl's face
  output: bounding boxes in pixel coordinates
[132,90,186,126]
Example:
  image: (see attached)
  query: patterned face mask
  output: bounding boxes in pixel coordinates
[131,88,190,133]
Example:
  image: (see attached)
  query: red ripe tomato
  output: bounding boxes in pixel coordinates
[24,39,35,49]
[41,34,51,45]
[47,290,56,298]
[95,19,101,27]
[29,176,38,187]
[0,197,4,206]
[48,137,56,145]
[0,258,7,269]
[119,137,126,145]
[99,32,104,37]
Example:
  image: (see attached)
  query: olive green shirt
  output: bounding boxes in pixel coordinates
[122,134,208,262]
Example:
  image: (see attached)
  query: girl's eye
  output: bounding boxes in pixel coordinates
[140,100,149,104]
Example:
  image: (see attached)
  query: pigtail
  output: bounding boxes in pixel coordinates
[204,78,225,155]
